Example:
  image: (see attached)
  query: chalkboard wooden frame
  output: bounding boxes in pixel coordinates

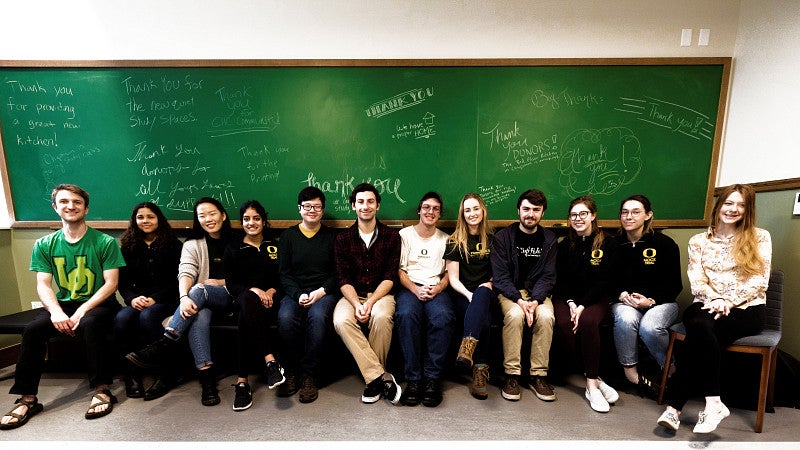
[0,58,730,230]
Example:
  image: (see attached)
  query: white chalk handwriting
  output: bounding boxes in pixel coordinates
[558,127,641,197]
[392,112,437,140]
[482,121,558,173]
[365,87,433,119]
[301,171,406,204]
[615,96,714,141]
[478,184,516,206]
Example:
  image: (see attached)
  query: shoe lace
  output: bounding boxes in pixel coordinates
[507,377,519,390]
[459,337,477,356]
[474,366,488,388]
[697,411,707,425]
[301,377,315,390]
[535,377,552,393]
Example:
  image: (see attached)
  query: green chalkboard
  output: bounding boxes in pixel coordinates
[0,59,728,226]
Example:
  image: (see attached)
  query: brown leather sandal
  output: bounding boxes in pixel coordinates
[0,397,43,430]
[85,389,118,420]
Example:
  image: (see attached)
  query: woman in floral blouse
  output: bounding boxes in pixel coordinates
[657,183,772,434]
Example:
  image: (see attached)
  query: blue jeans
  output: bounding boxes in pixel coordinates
[612,302,679,368]
[166,284,231,369]
[114,303,174,354]
[395,289,455,381]
[277,293,337,378]
[451,286,496,364]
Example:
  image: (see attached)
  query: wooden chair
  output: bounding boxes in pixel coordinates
[657,270,784,432]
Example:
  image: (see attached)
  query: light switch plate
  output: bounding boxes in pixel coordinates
[681,29,693,47]
[699,29,710,46]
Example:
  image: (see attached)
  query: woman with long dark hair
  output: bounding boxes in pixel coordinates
[611,194,682,397]
[114,202,182,400]
[226,200,286,411]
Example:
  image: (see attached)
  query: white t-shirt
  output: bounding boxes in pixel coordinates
[399,225,450,286]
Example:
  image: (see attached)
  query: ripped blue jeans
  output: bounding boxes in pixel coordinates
[165,284,231,369]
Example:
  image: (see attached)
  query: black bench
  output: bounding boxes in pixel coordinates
[0,308,43,335]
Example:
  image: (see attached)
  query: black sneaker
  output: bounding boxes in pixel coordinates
[401,379,422,406]
[277,374,298,397]
[422,378,443,407]
[265,360,286,390]
[232,382,253,411]
[362,377,383,404]
[298,376,318,404]
[381,373,402,405]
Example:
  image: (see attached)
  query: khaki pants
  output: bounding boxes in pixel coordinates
[333,294,395,384]
[498,291,554,377]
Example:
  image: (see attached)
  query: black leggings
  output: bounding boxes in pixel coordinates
[235,290,279,379]
[667,301,765,411]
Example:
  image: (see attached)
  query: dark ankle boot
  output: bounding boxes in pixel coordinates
[125,336,178,369]
[144,375,174,401]
[199,367,220,406]
[124,374,144,398]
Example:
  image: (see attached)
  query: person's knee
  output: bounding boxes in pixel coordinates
[332,307,353,334]
[613,306,639,327]
[504,308,524,328]
[536,308,555,326]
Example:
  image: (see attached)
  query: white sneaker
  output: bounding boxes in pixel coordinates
[693,404,730,433]
[657,409,680,431]
[598,379,619,404]
[585,388,610,413]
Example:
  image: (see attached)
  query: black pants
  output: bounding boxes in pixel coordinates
[235,291,279,379]
[553,300,610,379]
[10,299,120,395]
[668,301,765,411]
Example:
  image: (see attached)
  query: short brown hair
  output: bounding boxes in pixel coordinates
[51,184,90,208]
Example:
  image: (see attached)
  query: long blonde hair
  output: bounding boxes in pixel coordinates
[449,193,491,263]
[711,183,765,279]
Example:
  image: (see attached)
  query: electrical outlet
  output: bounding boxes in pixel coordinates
[793,192,800,215]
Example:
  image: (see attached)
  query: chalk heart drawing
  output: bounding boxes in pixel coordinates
[558,127,642,197]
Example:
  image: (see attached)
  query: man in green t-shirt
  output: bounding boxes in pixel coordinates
[1,184,126,430]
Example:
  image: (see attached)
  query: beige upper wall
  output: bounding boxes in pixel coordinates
[0,1,740,59]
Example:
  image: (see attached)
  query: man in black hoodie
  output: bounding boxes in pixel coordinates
[491,189,558,403]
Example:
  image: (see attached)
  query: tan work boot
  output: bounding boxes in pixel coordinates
[471,364,489,400]
[456,336,478,370]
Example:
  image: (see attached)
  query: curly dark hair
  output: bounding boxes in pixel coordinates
[120,202,177,253]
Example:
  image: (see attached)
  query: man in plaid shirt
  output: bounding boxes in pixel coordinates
[332,183,403,405]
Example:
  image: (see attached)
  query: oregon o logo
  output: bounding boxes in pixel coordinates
[421,249,428,255]
[476,242,485,251]
[643,248,657,258]
[591,249,604,259]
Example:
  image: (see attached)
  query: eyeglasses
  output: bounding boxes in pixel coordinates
[568,211,590,221]
[620,209,644,218]
[300,204,323,212]
[420,205,441,212]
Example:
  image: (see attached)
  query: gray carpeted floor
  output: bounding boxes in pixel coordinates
[1,366,799,447]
